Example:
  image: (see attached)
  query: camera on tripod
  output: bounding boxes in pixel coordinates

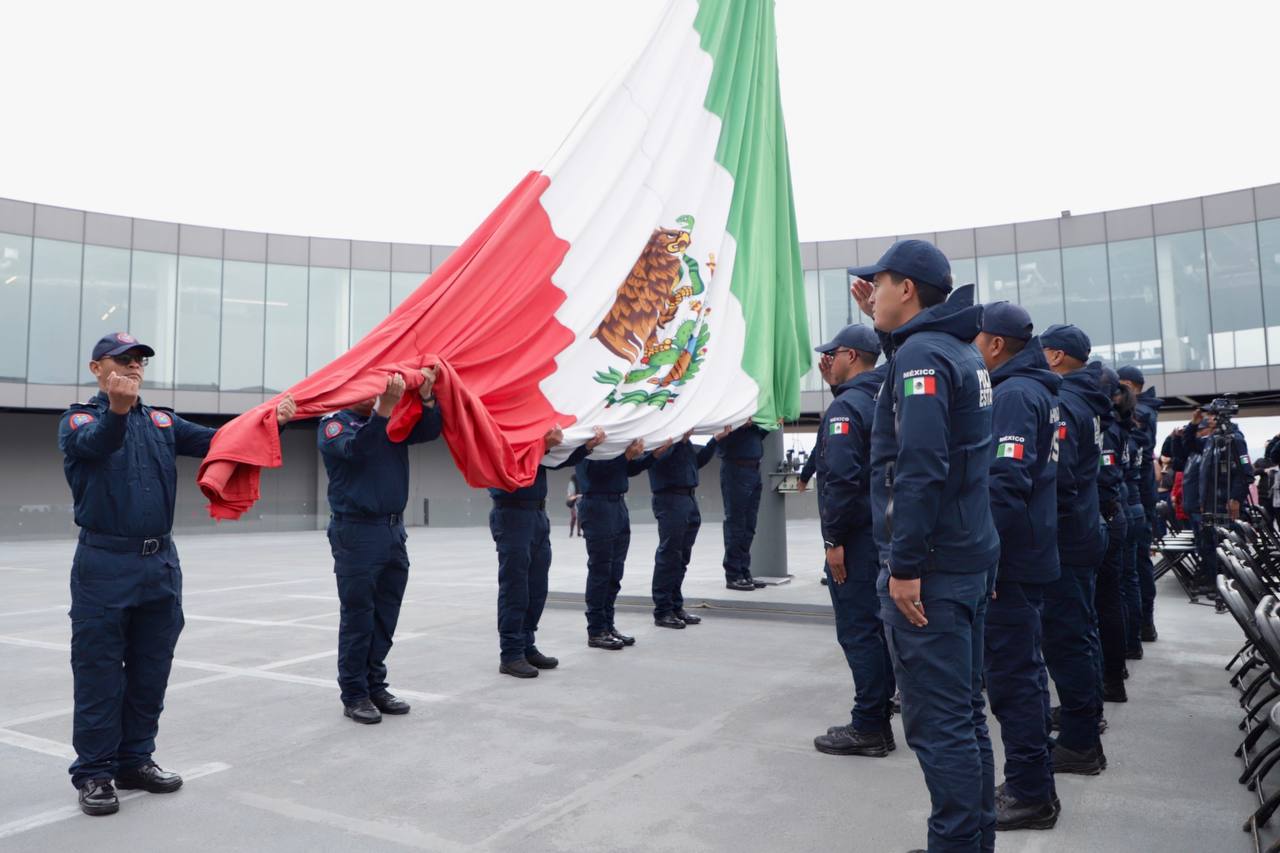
[1203,397,1239,434]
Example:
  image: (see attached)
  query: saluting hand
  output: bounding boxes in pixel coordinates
[889,576,928,627]
[850,277,874,319]
[586,426,607,451]
[624,438,645,460]
[826,545,846,585]
[275,394,297,426]
[106,371,140,415]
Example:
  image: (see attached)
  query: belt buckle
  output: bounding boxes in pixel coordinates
[141,538,161,556]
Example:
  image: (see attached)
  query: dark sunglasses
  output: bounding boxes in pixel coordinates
[104,354,150,367]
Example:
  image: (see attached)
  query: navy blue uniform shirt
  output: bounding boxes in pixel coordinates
[869,287,1000,580]
[648,439,717,493]
[59,392,216,537]
[488,443,591,502]
[320,405,443,516]
[819,365,887,546]
[1055,363,1110,565]
[1122,417,1144,507]
[987,339,1061,584]
[574,452,654,495]
[1135,388,1163,511]
[715,424,767,462]
[1097,409,1126,516]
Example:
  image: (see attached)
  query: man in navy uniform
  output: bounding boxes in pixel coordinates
[1039,325,1111,776]
[717,421,770,591]
[648,427,730,628]
[1197,410,1252,576]
[851,239,1000,853]
[972,303,1062,831]
[574,437,651,650]
[489,425,607,677]
[319,369,441,724]
[59,332,296,815]
[1117,365,1163,642]
[1095,366,1131,704]
[807,324,896,759]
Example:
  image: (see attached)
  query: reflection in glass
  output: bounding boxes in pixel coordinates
[307,267,350,374]
[1107,238,1162,371]
[1260,220,1280,364]
[130,250,178,388]
[801,269,821,392]
[221,260,266,392]
[1206,224,1265,368]
[1155,231,1211,372]
[977,254,1017,305]
[176,255,222,389]
[351,269,391,344]
[1017,250,1065,328]
[264,264,307,393]
[28,238,82,384]
[1063,244,1114,364]
[391,271,427,308]
[818,268,853,338]
[0,233,33,382]
[951,258,977,291]
[79,246,131,385]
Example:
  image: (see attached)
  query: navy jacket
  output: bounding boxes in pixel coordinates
[870,286,1000,580]
[320,406,442,516]
[987,339,1061,585]
[1135,388,1163,511]
[716,424,767,462]
[489,443,591,502]
[819,365,887,547]
[575,453,654,495]
[1055,363,1110,565]
[59,392,216,537]
[1199,428,1251,511]
[1122,418,1144,509]
[649,439,717,493]
[1097,410,1126,518]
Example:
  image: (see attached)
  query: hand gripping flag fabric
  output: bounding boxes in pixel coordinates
[197,0,811,519]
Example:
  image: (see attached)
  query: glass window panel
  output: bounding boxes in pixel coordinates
[1206,223,1265,368]
[1155,231,1211,372]
[951,258,977,290]
[27,238,82,384]
[977,254,1017,305]
[391,271,427,308]
[350,269,391,344]
[1107,238,1162,372]
[264,264,307,393]
[221,260,266,392]
[78,246,131,385]
[176,255,222,389]
[1017,249,1064,329]
[0,232,34,382]
[307,267,349,373]
[818,268,854,338]
[801,269,821,392]
[1260,219,1280,364]
[129,250,178,389]
[1063,244,1114,365]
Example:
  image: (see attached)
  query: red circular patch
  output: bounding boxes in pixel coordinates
[324,420,344,439]
[68,412,96,430]
[150,411,173,428]
[115,332,136,344]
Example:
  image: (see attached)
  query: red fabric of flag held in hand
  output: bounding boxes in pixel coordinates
[196,173,575,520]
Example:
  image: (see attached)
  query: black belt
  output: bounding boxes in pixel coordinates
[582,493,624,502]
[655,487,695,497]
[493,499,546,510]
[79,530,170,556]
[331,512,403,526]
[728,458,760,469]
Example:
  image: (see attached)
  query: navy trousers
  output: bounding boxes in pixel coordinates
[720,463,762,581]
[826,527,894,732]
[880,566,996,853]
[1043,560,1101,753]
[1121,506,1144,651]
[489,506,552,663]
[68,541,184,788]
[984,579,1055,804]
[328,519,410,705]
[652,493,700,617]
[1096,512,1129,686]
[1133,512,1156,629]
[579,496,630,635]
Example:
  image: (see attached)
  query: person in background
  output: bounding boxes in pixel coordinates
[567,473,582,538]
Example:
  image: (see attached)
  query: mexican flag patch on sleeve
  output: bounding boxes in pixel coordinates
[997,442,1025,460]
[903,376,936,397]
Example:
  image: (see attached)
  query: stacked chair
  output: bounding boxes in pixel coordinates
[1152,499,1206,599]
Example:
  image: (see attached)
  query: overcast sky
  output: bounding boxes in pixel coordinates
[2,0,1276,245]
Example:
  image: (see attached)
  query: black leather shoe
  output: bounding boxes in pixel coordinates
[588,633,625,650]
[725,577,756,592]
[995,788,1059,831]
[813,726,890,757]
[526,649,559,669]
[1141,623,1158,642]
[500,659,539,678]
[343,698,382,724]
[608,627,636,646]
[1051,742,1106,775]
[674,608,701,625]
[115,761,183,793]
[371,691,410,715]
[1103,679,1128,703]
[654,613,686,629]
[78,779,119,816]
[1125,645,1143,660]
[744,574,767,589]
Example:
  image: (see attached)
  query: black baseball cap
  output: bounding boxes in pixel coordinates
[1040,324,1092,363]
[815,324,881,357]
[980,301,1033,341]
[91,332,155,361]
[847,239,953,293]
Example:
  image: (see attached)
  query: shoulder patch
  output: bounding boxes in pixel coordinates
[68,412,96,430]
[150,410,173,428]
[324,420,344,439]
[996,441,1024,460]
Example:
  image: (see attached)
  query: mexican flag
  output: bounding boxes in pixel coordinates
[198,0,810,519]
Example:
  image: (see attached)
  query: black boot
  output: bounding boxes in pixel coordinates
[1125,645,1144,660]
[499,659,539,678]
[654,613,686,629]
[725,577,756,591]
[1140,623,1158,642]
[78,779,119,816]
[343,698,382,724]
[588,633,625,650]
[813,725,890,757]
[744,574,767,589]
[115,761,183,793]
[608,627,636,646]
[995,786,1060,831]
[526,649,559,669]
[371,691,410,714]
[1103,678,1128,703]
[1051,742,1106,775]
[674,608,701,625]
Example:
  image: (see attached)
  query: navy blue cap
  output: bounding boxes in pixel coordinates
[1039,324,1091,363]
[815,323,881,357]
[847,239,952,293]
[980,301,1033,341]
[1117,365,1144,386]
[91,332,155,361]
